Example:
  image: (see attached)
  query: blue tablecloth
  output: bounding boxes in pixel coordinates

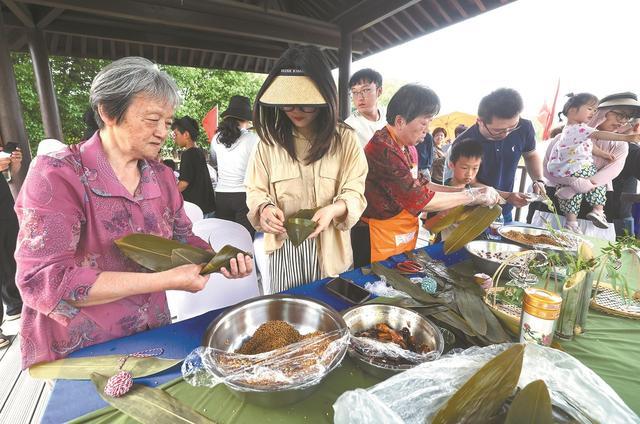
[42,244,467,423]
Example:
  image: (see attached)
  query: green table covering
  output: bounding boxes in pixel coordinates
[70,357,381,423]
[72,309,640,423]
[559,310,640,414]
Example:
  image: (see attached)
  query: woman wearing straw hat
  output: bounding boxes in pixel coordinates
[246,46,368,292]
[211,95,259,238]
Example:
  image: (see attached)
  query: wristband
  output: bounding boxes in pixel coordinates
[259,202,275,214]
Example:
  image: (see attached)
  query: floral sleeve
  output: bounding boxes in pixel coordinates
[14,156,99,326]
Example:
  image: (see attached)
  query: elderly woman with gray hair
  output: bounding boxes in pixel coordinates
[14,57,252,369]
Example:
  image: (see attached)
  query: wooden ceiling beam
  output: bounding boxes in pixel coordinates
[474,0,487,12]
[333,0,422,34]
[36,6,63,28]
[1,0,34,27]
[450,0,468,18]
[15,0,366,51]
[430,0,453,24]
[29,18,287,59]
[400,9,427,33]
[414,3,440,28]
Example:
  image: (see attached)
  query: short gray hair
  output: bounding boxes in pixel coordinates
[90,56,182,128]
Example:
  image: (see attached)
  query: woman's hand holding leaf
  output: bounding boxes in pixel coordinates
[260,204,286,234]
[163,264,209,293]
[308,201,346,239]
[220,252,253,279]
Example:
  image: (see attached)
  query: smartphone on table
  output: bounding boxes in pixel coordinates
[325,277,370,304]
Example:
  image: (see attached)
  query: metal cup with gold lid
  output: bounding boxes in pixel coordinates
[519,288,562,346]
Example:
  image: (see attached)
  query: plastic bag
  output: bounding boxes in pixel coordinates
[364,277,412,299]
[333,343,639,424]
[182,328,349,391]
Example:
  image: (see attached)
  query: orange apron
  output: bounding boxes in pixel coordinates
[367,209,419,262]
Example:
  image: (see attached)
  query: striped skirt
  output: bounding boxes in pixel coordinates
[269,238,320,293]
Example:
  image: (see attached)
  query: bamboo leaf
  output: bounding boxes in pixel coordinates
[115,233,213,272]
[454,287,488,336]
[29,356,181,380]
[200,244,252,275]
[91,373,214,424]
[432,344,524,424]
[443,205,502,254]
[505,380,553,424]
[371,262,448,305]
[480,301,511,344]
[425,205,467,233]
[171,248,215,267]
[285,218,317,247]
[431,310,476,336]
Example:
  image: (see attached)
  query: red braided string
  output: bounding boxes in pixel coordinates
[103,348,164,397]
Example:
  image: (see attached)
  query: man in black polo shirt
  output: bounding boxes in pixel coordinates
[449,88,545,222]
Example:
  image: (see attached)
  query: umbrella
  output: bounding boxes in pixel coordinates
[430,111,477,142]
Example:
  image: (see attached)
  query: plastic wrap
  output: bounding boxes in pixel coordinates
[333,343,639,424]
[351,332,439,366]
[182,328,349,391]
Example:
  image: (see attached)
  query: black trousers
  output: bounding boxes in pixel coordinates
[350,220,371,268]
[0,216,22,322]
[214,191,255,239]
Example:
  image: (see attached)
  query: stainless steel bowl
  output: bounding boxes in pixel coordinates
[498,224,579,254]
[464,240,529,276]
[202,294,348,407]
[342,304,444,379]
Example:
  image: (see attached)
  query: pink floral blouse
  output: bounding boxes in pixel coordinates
[14,133,209,368]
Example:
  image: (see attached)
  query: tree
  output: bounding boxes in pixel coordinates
[11,53,264,154]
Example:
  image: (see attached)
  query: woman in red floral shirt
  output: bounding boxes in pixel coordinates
[362,84,500,262]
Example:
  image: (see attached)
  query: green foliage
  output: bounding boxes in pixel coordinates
[10,54,264,154]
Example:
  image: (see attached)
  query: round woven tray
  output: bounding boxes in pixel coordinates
[590,285,640,320]
[484,287,521,335]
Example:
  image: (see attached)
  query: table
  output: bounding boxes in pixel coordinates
[41,243,640,423]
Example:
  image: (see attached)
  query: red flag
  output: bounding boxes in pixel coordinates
[542,79,560,140]
[202,106,218,143]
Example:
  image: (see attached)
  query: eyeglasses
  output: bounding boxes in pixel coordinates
[350,87,374,99]
[280,106,318,113]
[608,110,634,124]
[482,120,521,138]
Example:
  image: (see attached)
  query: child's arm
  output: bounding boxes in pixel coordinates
[592,144,615,161]
[591,130,640,143]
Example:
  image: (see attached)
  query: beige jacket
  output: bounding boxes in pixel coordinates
[246,124,368,277]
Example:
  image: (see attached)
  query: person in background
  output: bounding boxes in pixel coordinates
[448,88,545,222]
[82,107,99,141]
[361,84,501,263]
[14,57,252,368]
[162,158,179,180]
[172,116,216,217]
[608,119,640,235]
[546,93,640,233]
[246,46,368,292]
[211,95,258,238]
[543,92,640,230]
[344,68,386,147]
[0,143,23,349]
[446,138,484,188]
[430,127,447,184]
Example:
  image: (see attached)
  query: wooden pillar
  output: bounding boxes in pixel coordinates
[0,16,31,194]
[338,28,352,121]
[28,29,63,142]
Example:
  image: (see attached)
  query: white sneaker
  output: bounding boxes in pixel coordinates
[586,211,609,229]
[0,331,10,349]
[563,221,583,234]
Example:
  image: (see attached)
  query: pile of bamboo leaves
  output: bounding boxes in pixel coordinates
[424,204,502,254]
[115,233,251,275]
[366,250,510,347]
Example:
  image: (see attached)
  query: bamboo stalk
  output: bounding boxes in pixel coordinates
[574,271,593,334]
[555,270,586,340]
